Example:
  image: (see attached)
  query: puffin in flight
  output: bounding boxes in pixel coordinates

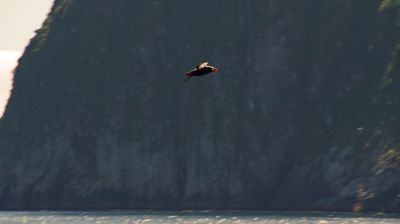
[184,62,219,82]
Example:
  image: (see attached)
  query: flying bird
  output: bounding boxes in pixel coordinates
[184,62,219,82]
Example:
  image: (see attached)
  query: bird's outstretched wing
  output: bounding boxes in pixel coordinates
[196,62,208,70]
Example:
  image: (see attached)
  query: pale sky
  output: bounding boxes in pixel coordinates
[0,0,54,117]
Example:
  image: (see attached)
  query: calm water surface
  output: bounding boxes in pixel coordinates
[0,210,398,224]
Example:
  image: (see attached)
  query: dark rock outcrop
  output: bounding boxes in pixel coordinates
[0,0,399,211]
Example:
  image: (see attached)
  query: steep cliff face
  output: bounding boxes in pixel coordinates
[0,0,399,211]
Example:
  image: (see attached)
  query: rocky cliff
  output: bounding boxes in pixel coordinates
[0,0,399,211]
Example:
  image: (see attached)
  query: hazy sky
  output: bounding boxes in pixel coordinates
[0,0,54,51]
[0,51,19,116]
[0,0,53,117]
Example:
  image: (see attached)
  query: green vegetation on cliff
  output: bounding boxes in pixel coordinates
[32,0,71,52]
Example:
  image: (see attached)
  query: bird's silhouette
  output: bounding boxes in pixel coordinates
[184,62,219,82]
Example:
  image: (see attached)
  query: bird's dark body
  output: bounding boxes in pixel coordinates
[186,67,214,76]
[184,62,218,82]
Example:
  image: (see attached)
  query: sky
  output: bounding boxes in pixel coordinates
[0,0,54,117]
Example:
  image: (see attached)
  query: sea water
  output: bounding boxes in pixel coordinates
[0,210,398,224]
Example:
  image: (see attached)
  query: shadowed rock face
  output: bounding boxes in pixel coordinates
[0,0,399,211]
